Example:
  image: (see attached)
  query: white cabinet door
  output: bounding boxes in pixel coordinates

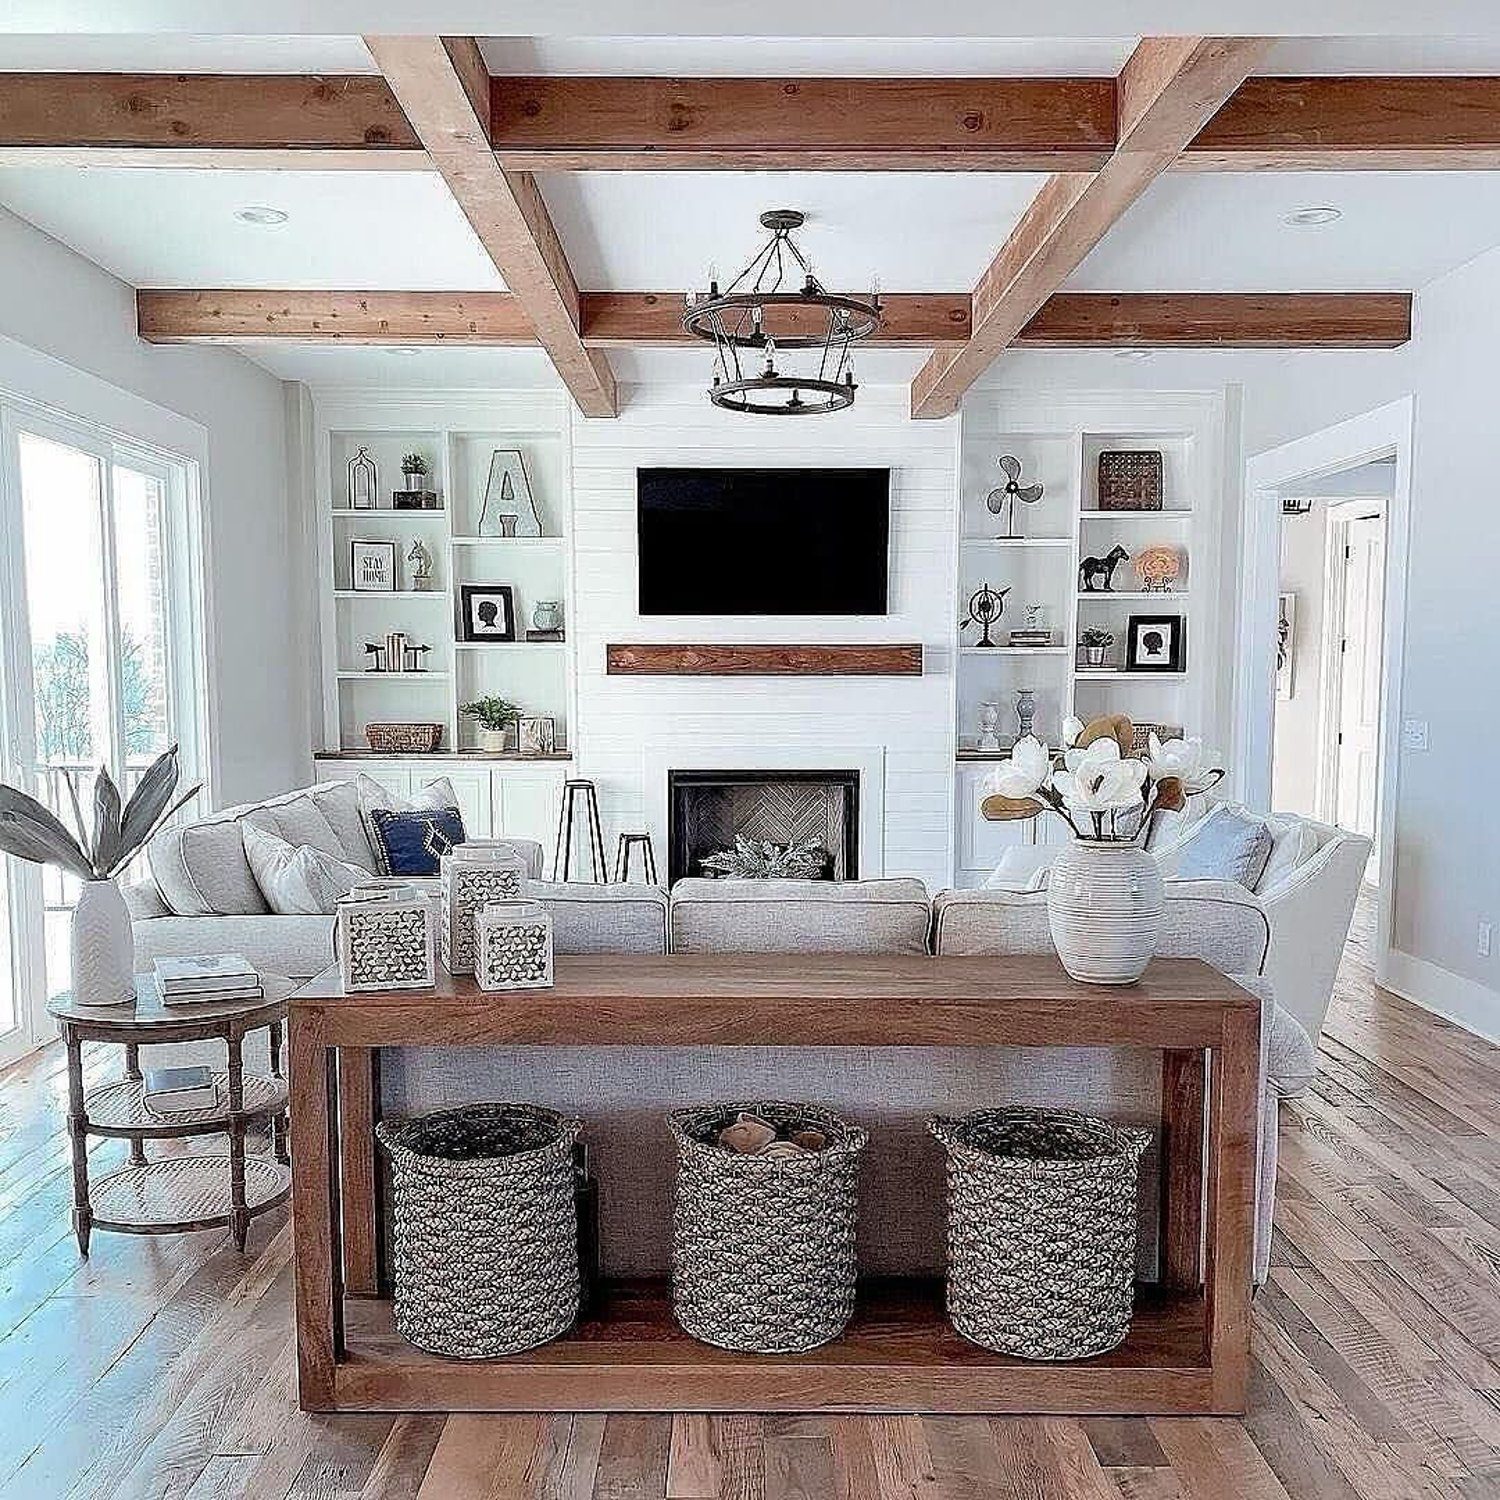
[441,768,493,837]
[314,761,412,801]
[495,769,566,855]
[956,766,1035,873]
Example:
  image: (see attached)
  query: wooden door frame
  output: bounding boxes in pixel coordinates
[1237,396,1412,989]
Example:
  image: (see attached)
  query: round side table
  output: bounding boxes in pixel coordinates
[48,976,293,1255]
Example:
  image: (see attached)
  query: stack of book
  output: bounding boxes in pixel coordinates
[1008,627,1057,647]
[153,955,262,1006]
[142,1065,218,1117]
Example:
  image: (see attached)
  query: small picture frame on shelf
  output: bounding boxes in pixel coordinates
[350,539,397,592]
[517,715,556,757]
[1125,614,1185,673]
[459,584,517,642]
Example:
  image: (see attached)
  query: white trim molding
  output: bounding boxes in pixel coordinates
[1382,948,1500,1047]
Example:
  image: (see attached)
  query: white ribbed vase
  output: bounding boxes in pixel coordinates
[71,879,137,1006]
[1046,841,1164,986]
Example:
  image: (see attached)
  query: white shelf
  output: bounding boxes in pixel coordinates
[334,590,446,600]
[1080,510,1191,522]
[450,535,566,547]
[1074,669,1190,680]
[454,640,566,651]
[1076,592,1189,602]
[960,646,1070,656]
[960,535,1072,548]
[331,508,446,520]
[336,671,450,682]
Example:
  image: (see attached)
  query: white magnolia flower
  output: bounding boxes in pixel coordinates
[1052,745,1148,815]
[1146,733,1211,790]
[984,735,1051,799]
[1061,715,1085,749]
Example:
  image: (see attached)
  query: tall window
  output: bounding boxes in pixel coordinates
[1,402,206,1058]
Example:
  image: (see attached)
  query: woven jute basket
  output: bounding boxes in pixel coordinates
[376,1103,582,1359]
[928,1107,1151,1360]
[668,1102,868,1354]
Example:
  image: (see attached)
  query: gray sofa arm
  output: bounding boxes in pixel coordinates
[131,913,335,982]
[122,881,171,920]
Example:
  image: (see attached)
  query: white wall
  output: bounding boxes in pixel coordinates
[0,206,306,806]
[569,383,959,889]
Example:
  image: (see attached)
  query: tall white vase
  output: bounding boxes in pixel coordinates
[71,879,137,1006]
[1046,841,1164,986]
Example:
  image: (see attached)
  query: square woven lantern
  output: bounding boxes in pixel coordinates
[475,901,555,992]
[439,848,526,975]
[336,886,437,992]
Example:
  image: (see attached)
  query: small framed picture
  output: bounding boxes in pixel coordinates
[1125,614,1185,673]
[350,539,397,592]
[517,716,556,756]
[1276,592,1296,700]
[460,584,517,642]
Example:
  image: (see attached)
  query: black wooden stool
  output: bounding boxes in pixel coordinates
[614,832,659,885]
[553,778,607,882]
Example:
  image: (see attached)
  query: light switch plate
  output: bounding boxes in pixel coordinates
[1401,718,1429,751]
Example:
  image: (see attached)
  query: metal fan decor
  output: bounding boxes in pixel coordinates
[682,209,881,415]
[959,582,1013,648]
[986,455,1045,537]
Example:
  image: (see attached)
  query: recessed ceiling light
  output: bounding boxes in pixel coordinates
[234,205,288,226]
[1114,349,1153,362]
[1283,206,1342,227]
[385,347,420,357]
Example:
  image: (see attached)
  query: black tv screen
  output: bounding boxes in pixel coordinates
[637,467,890,615]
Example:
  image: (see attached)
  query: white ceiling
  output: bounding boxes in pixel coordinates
[540,172,1047,292]
[0,168,506,289]
[0,35,379,71]
[242,343,560,385]
[1069,173,1500,293]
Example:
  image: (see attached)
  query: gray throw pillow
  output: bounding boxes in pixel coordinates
[1172,806,1275,889]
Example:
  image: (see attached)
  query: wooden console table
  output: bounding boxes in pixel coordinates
[288,954,1258,1416]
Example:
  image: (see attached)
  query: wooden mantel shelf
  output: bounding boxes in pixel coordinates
[605,643,924,676]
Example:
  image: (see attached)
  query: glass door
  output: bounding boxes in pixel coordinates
[0,408,202,1065]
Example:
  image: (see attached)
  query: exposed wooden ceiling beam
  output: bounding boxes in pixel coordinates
[136,288,1411,351]
[0,72,423,167]
[360,36,616,417]
[1184,75,1500,170]
[488,76,1117,171]
[1014,292,1412,348]
[910,37,1272,420]
[7,72,1500,173]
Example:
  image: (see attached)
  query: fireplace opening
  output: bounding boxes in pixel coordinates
[668,769,859,885]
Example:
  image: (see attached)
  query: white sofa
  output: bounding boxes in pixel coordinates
[986,801,1369,1045]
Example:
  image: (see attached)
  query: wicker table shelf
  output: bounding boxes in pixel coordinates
[90,1155,291,1235]
[48,975,292,1255]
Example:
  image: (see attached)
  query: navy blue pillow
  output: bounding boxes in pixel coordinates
[368,807,466,876]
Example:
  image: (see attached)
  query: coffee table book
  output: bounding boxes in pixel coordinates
[142,1065,217,1115]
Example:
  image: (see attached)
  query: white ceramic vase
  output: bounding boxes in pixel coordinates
[71,879,137,1006]
[1046,841,1164,985]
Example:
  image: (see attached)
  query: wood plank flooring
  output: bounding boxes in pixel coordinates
[3,894,1500,1497]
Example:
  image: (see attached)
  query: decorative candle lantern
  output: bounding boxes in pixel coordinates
[347,445,378,511]
[336,885,437,992]
[475,901,555,991]
[440,847,526,975]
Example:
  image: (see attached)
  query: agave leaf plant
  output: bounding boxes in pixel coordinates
[0,744,201,882]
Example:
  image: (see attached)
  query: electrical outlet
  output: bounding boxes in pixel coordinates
[1402,718,1429,752]
[1481,921,1493,960]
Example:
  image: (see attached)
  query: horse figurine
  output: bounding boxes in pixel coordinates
[1079,545,1130,593]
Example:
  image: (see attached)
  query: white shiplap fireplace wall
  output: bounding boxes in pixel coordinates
[570,384,960,889]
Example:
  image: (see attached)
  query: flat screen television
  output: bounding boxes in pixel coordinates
[637,467,890,615]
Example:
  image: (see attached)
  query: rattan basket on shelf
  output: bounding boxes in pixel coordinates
[1097,450,1164,511]
[364,721,443,754]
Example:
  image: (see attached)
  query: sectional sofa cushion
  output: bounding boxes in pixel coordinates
[1172,805,1274,888]
[148,781,374,917]
[355,774,463,874]
[670,877,931,955]
[522,880,669,954]
[241,823,369,916]
[1255,815,1322,895]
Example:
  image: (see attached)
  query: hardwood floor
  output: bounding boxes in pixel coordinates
[3,895,1499,1497]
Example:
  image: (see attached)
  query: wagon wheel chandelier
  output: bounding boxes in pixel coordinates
[682,209,882,415]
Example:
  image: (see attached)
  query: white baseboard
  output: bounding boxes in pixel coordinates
[1378,949,1500,1045]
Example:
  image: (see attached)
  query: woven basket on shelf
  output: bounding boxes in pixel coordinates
[376,1103,582,1359]
[668,1101,867,1354]
[928,1107,1151,1360]
[365,721,444,754]
[1097,450,1163,511]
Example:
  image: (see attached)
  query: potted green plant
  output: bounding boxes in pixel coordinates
[461,696,522,753]
[1079,628,1114,668]
[399,452,429,493]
